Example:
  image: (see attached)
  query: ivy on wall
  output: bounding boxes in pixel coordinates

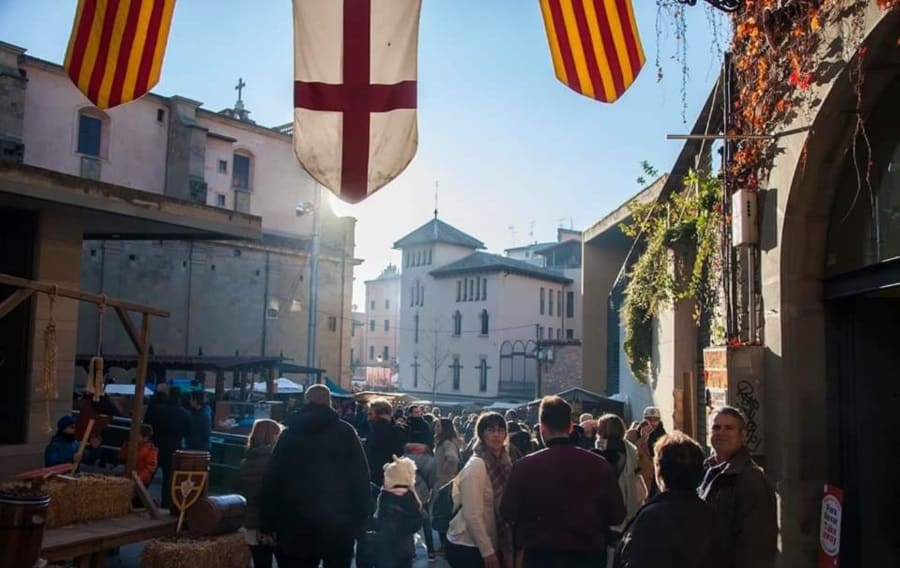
[621,171,723,382]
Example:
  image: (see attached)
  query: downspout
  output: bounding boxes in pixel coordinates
[337,226,348,387]
[184,241,194,355]
[261,250,270,356]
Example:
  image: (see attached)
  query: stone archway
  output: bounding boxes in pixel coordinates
[761,8,900,567]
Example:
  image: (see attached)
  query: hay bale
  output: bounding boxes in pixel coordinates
[141,531,250,568]
[0,474,133,528]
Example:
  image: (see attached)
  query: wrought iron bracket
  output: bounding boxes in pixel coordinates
[675,0,743,13]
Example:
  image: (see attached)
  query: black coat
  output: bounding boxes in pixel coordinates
[144,397,190,454]
[375,489,423,567]
[365,419,407,486]
[616,490,722,568]
[238,445,272,531]
[258,403,371,552]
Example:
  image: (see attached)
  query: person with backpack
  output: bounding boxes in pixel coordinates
[433,418,462,552]
[403,441,437,561]
[374,456,425,568]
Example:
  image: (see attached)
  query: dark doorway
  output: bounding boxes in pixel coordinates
[826,290,900,567]
[0,206,37,444]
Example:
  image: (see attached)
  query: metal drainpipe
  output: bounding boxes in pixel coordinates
[261,250,270,356]
[306,185,322,381]
[184,241,193,355]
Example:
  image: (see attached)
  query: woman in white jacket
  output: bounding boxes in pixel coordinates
[446,412,512,568]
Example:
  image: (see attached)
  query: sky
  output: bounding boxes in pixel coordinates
[0,1,730,307]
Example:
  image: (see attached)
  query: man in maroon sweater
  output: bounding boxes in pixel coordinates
[500,396,625,568]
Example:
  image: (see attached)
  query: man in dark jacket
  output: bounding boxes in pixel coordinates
[185,391,211,451]
[143,389,190,509]
[616,431,721,568]
[259,384,370,568]
[405,405,432,448]
[501,396,626,568]
[364,398,407,486]
[699,406,777,568]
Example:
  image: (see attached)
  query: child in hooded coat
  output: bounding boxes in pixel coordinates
[375,455,424,568]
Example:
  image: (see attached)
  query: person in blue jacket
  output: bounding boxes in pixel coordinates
[44,415,101,468]
[186,390,212,451]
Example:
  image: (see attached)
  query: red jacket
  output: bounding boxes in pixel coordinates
[119,440,159,486]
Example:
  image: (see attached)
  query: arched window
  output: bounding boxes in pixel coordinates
[414,313,419,343]
[480,309,489,336]
[452,310,462,336]
[478,358,489,392]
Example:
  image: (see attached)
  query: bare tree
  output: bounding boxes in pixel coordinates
[417,315,453,402]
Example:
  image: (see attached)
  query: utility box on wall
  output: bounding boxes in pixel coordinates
[731,189,759,246]
[703,345,765,456]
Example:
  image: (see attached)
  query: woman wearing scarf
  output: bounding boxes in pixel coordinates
[446,412,513,568]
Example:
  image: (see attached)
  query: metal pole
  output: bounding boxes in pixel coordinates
[306,185,321,374]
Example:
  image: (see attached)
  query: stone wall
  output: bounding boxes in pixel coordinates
[540,342,582,395]
[76,235,355,385]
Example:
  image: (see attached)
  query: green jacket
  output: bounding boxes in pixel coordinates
[699,447,777,568]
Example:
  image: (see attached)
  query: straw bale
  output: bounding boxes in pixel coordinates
[141,531,250,568]
[0,474,133,528]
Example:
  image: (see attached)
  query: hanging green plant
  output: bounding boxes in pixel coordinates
[620,170,723,382]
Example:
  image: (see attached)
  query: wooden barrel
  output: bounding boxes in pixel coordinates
[185,494,247,536]
[0,490,50,568]
[170,450,210,513]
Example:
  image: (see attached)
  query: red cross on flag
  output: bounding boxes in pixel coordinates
[293,0,422,204]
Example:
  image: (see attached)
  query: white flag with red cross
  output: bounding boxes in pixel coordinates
[292,0,422,204]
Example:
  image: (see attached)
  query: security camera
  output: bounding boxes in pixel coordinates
[295,202,311,216]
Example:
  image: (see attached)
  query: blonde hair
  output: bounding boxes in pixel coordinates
[247,418,282,449]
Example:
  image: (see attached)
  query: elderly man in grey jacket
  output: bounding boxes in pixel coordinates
[699,406,777,568]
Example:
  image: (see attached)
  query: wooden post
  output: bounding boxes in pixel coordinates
[267,367,276,397]
[215,370,226,401]
[126,313,151,475]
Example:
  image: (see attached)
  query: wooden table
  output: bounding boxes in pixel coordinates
[41,512,176,567]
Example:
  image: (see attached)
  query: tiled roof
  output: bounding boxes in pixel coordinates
[429,252,573,284]
[393,218,485,250]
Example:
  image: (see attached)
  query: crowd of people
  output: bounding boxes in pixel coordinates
[46,386,777,568]
[240,388,776,568]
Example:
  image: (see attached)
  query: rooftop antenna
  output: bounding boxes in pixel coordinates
[432,180,439,240]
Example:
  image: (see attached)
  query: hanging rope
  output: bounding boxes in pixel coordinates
[88,295,107,402]
[41,285,59,433]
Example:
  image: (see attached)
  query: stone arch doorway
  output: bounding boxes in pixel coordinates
[771,10,900,567]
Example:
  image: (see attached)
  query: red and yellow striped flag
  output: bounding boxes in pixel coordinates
[64,0,176,109]
[539,0,645,103]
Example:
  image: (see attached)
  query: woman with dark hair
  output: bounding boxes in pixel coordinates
[446,413,512,568]
[239,418,283,568]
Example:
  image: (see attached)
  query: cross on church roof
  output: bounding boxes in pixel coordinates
[235,77,246,103]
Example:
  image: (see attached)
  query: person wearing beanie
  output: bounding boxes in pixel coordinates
[372,456,424,568]
[44,414,101,468]
[406,405,433,448]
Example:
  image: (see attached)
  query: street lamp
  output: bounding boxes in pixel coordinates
[296,185,322,383]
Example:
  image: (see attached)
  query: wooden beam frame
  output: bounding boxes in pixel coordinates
[0,271,167,479]
[0,273,169,317]
[0,288,35,319]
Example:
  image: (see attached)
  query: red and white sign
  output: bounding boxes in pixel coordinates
[292,0,422,203]
[818,485,843,568]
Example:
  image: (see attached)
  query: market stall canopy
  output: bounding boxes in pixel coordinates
[353,391,419,405]
[0,162,261,241]
[75,354,323,374]
[517,387,625,417]
[98,384,154,397]
[253,377,304,394]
